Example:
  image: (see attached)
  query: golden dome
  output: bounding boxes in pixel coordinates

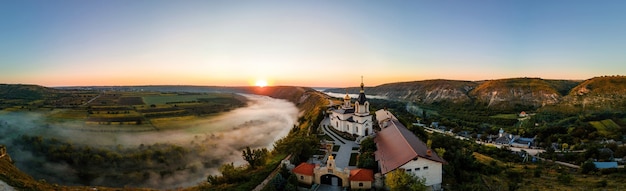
[344,93,350,100]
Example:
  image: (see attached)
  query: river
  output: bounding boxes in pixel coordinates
[0,94,298,189]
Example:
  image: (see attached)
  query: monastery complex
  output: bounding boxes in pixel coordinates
[291,79,446,190]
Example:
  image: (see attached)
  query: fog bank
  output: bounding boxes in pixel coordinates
[0,94,298,189]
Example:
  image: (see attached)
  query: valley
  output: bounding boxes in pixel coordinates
[1,77,626,190]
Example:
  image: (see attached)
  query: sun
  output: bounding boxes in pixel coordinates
[255,80,268,87]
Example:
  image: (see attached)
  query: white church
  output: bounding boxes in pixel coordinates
[328,78,373,137]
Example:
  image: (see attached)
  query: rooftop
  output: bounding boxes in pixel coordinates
[349,168,374,182]
[374,109,397,124]
[292,163,316,176]
[375,120,446,174]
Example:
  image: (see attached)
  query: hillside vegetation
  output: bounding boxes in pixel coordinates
[562,76,626,111]
[328,76,625,112]
[470,78,564,109]
[0,85,329,191]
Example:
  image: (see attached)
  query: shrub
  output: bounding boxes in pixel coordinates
[533,167,542,178]
[581,160,597,174]
[557,173,573,185]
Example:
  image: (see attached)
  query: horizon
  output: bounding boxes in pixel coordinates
[2,1,626,87]
[6,76,597,89]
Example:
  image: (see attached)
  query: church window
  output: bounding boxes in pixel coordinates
[359,183,364,187]
[356,127,359,133]
[415,168,420,171]
[300,176,304,180]
[406,169,412,172]
[423,166,429,170]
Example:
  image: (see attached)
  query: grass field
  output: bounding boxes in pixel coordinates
[473,152,506,166]
[47,109,87,120]
[142,94,235,105]
[149,115,198,129]
[490,114,520,119]
[590,119,621,137]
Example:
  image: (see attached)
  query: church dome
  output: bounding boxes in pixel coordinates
[344,93,351,100]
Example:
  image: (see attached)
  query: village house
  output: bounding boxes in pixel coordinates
[349,168,374,189]
[292,162,316,185]
[492,128,535,148]
[375,111,447,191]
[519,111,528,118]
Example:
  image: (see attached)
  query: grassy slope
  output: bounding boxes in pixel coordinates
[590,119,621,137]
[0,155,155,191]
[558,76,626,111]
[473,152,626,191]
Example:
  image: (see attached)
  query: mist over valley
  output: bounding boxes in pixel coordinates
[0,94,298,189]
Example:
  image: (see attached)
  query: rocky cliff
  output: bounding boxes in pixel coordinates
[325,77,620,111]
[559,76,626,111]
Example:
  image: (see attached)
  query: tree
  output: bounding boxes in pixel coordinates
[385,169,427,191]
[557,173,573,185]
[273,131,318,164]
[357,151,377,170]
[242,146,268,169]
[360,137,376,153]
[435,148,446,158]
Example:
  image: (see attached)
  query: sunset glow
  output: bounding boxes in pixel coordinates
[255,80,268,88]
[1,1,626,87]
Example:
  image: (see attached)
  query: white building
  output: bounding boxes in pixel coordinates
[328,79,373,137]
[374,111,446,191]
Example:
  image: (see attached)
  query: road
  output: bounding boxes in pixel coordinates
[320,116,359,169]
[422,125,588,168]
[422,126,546,156]
[82,93,102,106]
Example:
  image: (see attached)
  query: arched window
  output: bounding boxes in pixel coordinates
[300,176,304,180]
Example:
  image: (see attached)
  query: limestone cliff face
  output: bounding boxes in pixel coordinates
[326,78,586,111]
[560,76,626,110]
[468,78,566,109]
[329,80,477,104]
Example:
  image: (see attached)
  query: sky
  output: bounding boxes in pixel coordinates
[1,0,626,87]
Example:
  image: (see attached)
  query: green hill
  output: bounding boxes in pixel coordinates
[558,76,626,111]
[0,84,56,101]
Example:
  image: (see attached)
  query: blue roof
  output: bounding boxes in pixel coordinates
[593,162,618,169]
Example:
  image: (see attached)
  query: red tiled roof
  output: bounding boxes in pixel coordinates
[292,163,315,176]
[349,168,374,182]
[375,120,447,174]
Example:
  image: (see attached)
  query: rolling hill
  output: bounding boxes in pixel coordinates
[326,76,626,111]
[559,76,626,111]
